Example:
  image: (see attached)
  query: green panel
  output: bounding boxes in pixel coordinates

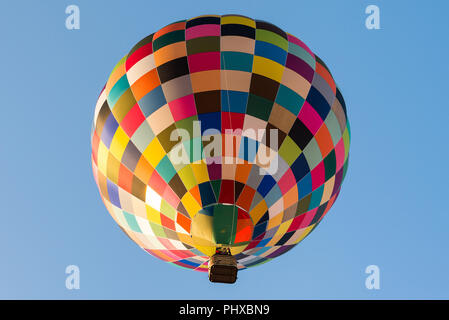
[212,204,238,245]
[275,84,305,115]
[155,156,177,182]
[175,116,199,139]
[302,138,322,170]
[160,199,176,219]
[152,30,185,51]
[323,150,336,181]
[343,126,350,160]
[325,111,342,146]
[246,94,273,121]
[221,52,254,72]
[279,136,301,166]
[255,29,288,51]
[210,180,221,202]
[296,193,312,214]
[149,221,166,238]
[186,36,220,54]
[123,211,141,232]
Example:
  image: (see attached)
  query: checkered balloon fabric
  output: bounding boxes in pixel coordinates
[92,15,350,272]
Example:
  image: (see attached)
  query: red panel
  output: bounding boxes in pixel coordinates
[118,164,134,193]
[176,212,191,233]
[125,42,153,71]
[160,214,176,231]
[148,171,167,196]
[120,103,145,137]
[221,112,245,132]
[219,179,235,204]
[236,186,256,211]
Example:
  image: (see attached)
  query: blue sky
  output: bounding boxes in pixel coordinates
[1,0,448,299]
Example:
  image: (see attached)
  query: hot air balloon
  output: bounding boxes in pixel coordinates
[91,14,350,283]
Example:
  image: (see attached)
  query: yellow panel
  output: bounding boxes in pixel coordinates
[249,200,268,224]
[253,56,284,83]
[195,264,209,270]
[177,233,195,247]
[190,213,215,246]
[181,192,202,217]
[266,212,283,230]
[178,165,197,191]
[106,153,121,184]
[221,15,256,28]
[97,141,109,175]
[194,245,216,257]
[191,162,210,184]
[230,244,250,256]
[109,127,129,160]
[146,205,161,225]
[142,138,166,168]
[277,220,292,236]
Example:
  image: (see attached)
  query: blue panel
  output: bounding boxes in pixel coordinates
[255,41,287,65]
[257,175,276,197]
[253,221,267,238]
[221,90,248,113]
[298,173,313,199]
[139,86,166,117]
[290,153,310,181]
[264,185,282,208]
[101,113,119,148]
[198,182,217,207]
[107,178,121,207]
[198,112,221,134]
[306,86,331,120]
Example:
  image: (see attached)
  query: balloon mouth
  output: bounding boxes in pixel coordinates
[189,203,254,256]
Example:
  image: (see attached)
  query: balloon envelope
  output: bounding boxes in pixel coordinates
[91,14,350,272]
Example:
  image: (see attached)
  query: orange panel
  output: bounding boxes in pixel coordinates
[130,69,161,101]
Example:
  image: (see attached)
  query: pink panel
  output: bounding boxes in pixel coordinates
[287,215,303,232]
[298,208,317,228]
[278,168,296,194]
[169,94,197,121]
[298,101,323,134]
[185,24,220,40]
[311,161,325,191]
[334,138,346,171]
[162,185,180,209]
